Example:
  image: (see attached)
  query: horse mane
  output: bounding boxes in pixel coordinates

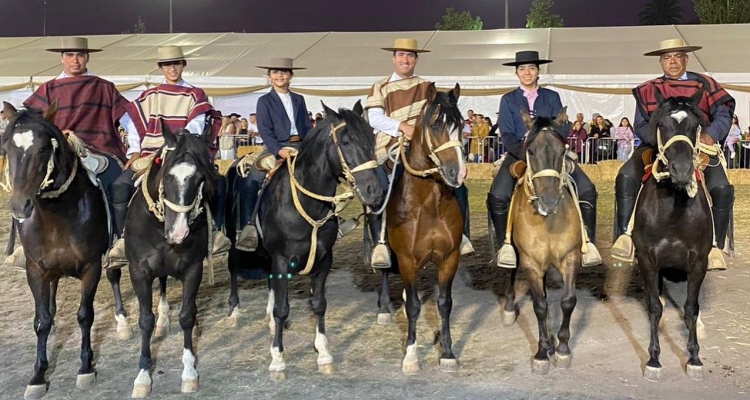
[422,90,463,137]
[156,131,221,201]
[525,116,567,147]
[297,107,375,163]
[3,108,76,173]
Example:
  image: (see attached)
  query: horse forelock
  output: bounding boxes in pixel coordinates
[651,97,703,143]
[524,116,566,149]
[159,133,219,199]
[423,91,463,139]
[5,109,75,172]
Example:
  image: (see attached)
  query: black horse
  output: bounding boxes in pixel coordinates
[632,89,712,382]
[124,125,220,397]
[2,106,129,399]
[224,101,383,380]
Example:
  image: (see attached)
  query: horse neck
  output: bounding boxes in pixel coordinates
[294,142,339,196]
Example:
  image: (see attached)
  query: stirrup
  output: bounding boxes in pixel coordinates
[611,234,634,263]
[707,247,726,271]
[236,225,259,252]
[370,243,391,269]
[4,246,26,271]
[496,243,517,269]
[460,235,474,255]
[212,231,232,255]
[582,242,602,267]
[337,218,359,238]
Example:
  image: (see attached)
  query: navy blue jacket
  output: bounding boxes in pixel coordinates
[256,89,312,157]
[498,87,563,159]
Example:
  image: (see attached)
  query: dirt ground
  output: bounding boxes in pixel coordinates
[0,181,748,400]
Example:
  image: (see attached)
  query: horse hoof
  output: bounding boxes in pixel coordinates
[402,361,421,375]
[531,359,550,375]
[154,325,169,339]
[439,358,459,373]
[24,384,48,400]
[181,378,199,393]
[269,370,287,382]
[686,364,704,381]
[117,325,133,341]
[377,313,392,325]
[554,353,572,369]
[76,372,96,389]
[502,310,516,326]
[644,365,661,382]
[131,383,152,398]
[318,362,335,375]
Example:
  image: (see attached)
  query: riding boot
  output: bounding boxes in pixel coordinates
[487,193,515,268]
[708,185,734,271]
[368,213,391,269]
[579,199,602,267]
[611,174,640,263]
[236,174,262,252]
[4,246,25,271]
[455,184,474,255]
[108,201,130,268]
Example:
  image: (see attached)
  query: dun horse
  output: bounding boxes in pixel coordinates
[632,90,712,382]
[124,125,220,397]
[224,101,383,380]
[376,84,466,374]
[2,106,129,400]
[501,109,584,375]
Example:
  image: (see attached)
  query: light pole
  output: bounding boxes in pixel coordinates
[169,0,173,33]
[43,0,47,36]
[504,0,509,29]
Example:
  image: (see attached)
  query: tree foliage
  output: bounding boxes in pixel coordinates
[435,7,483,31]
[123,16,147,34]
[639,0,684,25]
[694,0,750,24]
[526,0,564,28]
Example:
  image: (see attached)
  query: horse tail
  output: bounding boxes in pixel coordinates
[224,160,240,244]
[5,219,16,256]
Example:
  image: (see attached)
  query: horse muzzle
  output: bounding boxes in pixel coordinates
[9,195,33,223]
[166,213,190,245]
[535,194,562,216]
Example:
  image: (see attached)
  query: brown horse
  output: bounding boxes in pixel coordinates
[382,83,466,374]
[501,108,584,375]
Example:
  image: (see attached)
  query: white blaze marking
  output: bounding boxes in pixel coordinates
[670,110,689,124]
[12,130,34,152]
[168,162,197,204]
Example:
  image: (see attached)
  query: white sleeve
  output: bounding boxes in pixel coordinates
[367,107,401,137]
[185,113,206,136]
[120,114,141,158]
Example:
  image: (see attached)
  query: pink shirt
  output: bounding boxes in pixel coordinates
[521,86,539,112]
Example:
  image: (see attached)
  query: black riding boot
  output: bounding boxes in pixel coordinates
[109,202,130,263]
[579,193,602,267]
[487,193,515,268]
[612,174,640,262]
[236,173,262,252]
[454,184,474,254]
[708,185,734,270]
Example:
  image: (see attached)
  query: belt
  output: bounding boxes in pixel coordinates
[289,136,301,143]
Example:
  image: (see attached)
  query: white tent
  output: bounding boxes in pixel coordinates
[2,24,750,126]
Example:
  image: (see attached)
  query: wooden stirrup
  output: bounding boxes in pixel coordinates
[510,160,527,179]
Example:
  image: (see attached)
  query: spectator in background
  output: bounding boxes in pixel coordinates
[239,118,249,135]
[248,113,260,145]
[589,114,612,162]
[485,116,499,162]
[576,112,589,133]
[614,117,634,161]
[725,115,741,166]
[462,120,472,158]
[568,120,588,162]
[465,109,474,127]
[470,113,489,162]
[742,126,750,169]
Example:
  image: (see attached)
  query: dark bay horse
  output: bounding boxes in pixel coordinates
[224,101,383,380]
[632,90,711,382]
[501,108,584,375]
[1,106,128,399]
[379,83,466,375]
[124,125,220,397]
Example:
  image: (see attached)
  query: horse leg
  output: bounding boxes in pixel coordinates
[437,253,460,373]
[502,268,518,326]
[130,273,155,399]
[49,278,59,335]
[311,254,333,374]
[554,256,578,369]
[269,259,290,381]
[178,266,202,393]
[376,270,392,325]
[527,267,552,375]
[154,276,170,339]
[640,262,663,382]
[684,260,707,381]
[226,258,240,325]
[106,268,132,340]
[75,263,102,390]
[266,277,275,335]
[400,261,421,375]
[24,270,53,400]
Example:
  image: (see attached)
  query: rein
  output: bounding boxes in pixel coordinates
[141,146,205,223]
[286,121,378,275]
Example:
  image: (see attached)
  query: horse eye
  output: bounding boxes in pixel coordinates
[341,138,350,146]
[528,148,535,156]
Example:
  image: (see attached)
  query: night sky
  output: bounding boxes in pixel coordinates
[1,0,699,37]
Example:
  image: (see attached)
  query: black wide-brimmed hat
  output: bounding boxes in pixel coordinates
[502,51,552,67]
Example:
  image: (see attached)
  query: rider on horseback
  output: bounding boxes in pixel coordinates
[366,38,474,269]
[487,51,602,268]
[612,39,735,270]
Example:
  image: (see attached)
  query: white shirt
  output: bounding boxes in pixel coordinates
[278,91,298,136]
[367,72,408,137]
[248,122,262,144]
[124,79,206,158]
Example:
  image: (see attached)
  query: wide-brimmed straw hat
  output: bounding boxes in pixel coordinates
[45,37,102,53]
[644,38,702,56]
[381,38,431,53]
[502,51,552,67]
[255,57,306,70]
[157,45,188,63]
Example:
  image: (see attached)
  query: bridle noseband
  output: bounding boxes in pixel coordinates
[141,146,205,223]
[400,105,463,182]
[524,128,567,202]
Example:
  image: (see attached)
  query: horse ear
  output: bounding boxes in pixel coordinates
[451,83,461,101]
[352,100,363,117]
[521,109,534,130]
[321,101,338,119]
[161,119,177,147]
[554,107,569,126]
[654,87,665,106]
[44,100,59,122]
[2,101,17,118]
[426,82,437,104]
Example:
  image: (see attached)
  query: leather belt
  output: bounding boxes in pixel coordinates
[289,136,301,143]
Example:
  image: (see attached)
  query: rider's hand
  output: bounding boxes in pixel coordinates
[62,129,73,136]
[124,153,141,170]
[278,149,291,159]
[700,132,715,146]
[399,122,415,140]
